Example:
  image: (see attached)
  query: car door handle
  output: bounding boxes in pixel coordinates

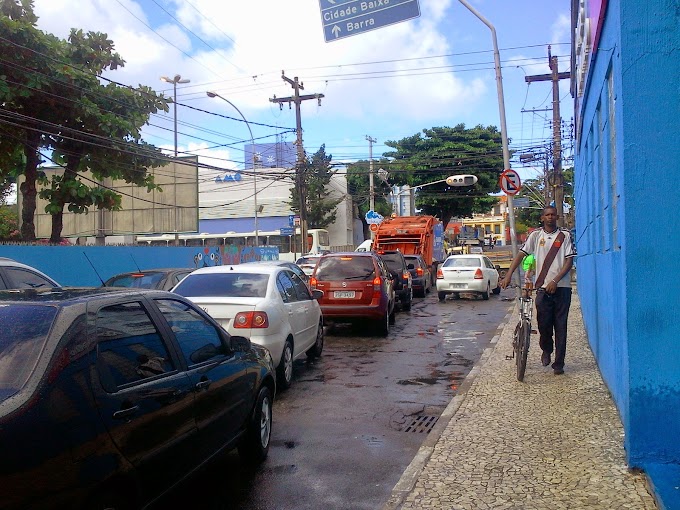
[195,380,211,391]
[112,406,139,420]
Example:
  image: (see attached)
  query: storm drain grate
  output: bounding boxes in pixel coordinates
[404,415,439,433]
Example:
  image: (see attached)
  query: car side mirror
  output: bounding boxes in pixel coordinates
[230,335,251,352]
[312,289,324,300]
[407,263,414,270]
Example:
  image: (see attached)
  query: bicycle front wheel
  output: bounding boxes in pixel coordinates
[516,320,531,382]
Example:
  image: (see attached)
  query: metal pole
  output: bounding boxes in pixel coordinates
[458,0,519,288]
[206,92,259,247]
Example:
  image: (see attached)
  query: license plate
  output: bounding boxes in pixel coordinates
[334,291,356,299]
[451,283,466,289]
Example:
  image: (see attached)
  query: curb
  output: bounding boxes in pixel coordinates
[381,305,516,510]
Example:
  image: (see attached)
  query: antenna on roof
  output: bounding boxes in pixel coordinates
[130,254,142,272]
[82,252,105,286]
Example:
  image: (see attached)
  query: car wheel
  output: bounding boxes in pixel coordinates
[482,283,490,300]
[492,284,501,295]
[306,321,324,358]
[277,339,294,390]
[389,307,396,325]
[403,289,412,311]
[375,311,390,336]
[438,291,447,302]
[416,287,425,298]
[237,385,273,464]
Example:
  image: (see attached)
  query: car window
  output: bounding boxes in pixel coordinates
[315,256,375,280]
[290,272,312,300]
[174,273,269,298]
[172,271,192,286]
[443,257,481,268]
[379,253,405,271]
[106,272,165,289]
[277,272,298,302]
[4,267,56,289]
[155,299,225,365]
[0,304,58,402]
[96,302,175,391]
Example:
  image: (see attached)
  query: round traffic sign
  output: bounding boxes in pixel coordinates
[499,169,521,195]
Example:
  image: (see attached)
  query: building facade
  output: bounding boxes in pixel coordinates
[571,0,679,505]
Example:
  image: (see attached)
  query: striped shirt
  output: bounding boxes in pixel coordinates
[520,227,576,289]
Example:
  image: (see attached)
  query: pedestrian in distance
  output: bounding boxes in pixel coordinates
[500,206,576,375]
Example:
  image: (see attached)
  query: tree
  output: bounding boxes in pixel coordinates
[0,205,19,240]
[383,124,506,226]
[346,159,393,239]
[289,145,342,229]
[0,0,170,242]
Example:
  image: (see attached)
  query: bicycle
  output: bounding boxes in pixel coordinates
[506,282,534,382]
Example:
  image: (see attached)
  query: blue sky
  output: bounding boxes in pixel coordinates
[31,0,572,185]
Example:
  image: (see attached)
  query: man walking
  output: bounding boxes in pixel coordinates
[501,206,577,375]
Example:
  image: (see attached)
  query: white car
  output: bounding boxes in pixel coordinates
[172,264,324,389]
[436,254,501,301]
[295,255,322,277]
[0,258,61,289]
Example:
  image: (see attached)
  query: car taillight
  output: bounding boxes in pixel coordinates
[373,276,382,298]
[474,268,483,279]
[234,311,269,328]
[310,277,318,288]
[416,267,423,276]
[402,271,410,281]
[437,268,444,279]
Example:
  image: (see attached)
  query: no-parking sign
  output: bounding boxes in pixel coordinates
[499,169,522,195]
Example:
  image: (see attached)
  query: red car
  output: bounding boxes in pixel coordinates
[310,252,396,336]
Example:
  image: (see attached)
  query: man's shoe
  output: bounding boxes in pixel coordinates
[553,367,565,375]
[541,352,551,366]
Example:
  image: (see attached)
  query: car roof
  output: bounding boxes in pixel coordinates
[107,268,191,276]
[0,286,172,304]
[445,254,484,260]
[0,258,61,285]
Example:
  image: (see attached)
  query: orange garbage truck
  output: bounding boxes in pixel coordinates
[372,215,445,286]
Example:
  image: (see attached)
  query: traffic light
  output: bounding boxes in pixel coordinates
[446,175,478,186]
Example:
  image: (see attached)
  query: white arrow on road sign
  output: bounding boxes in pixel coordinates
[332,25,341,38]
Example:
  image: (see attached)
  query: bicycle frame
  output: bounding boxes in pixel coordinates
[507,283,534,381]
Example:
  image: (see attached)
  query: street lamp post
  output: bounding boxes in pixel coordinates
[206,92,259,247]
[160,74,190,246]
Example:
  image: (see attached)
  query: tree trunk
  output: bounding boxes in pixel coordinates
[19,131,41,241]
[50,206,64,244]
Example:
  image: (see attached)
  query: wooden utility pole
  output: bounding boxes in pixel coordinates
[366,135,376,212]
[525,46,571,226]
[270,71,324,254]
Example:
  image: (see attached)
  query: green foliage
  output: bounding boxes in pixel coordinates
[383,124,506,226]
[0,0,170,241]
[346,159,393,239]
[289,145,343,229]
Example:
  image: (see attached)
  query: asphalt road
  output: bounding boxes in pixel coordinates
[152,287,515,510]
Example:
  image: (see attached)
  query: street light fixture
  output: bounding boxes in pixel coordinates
[160,74,190,156]
[206,91,259,247]
[160,74,190,246]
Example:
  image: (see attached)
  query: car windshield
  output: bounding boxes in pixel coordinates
[315,256,375,281]
[174,273,269,298]
[379,253,404,271]
[405,257,420,266]
[296,256,319,265]
[443,257,482,268]
[0,304,58,402]
[106,272,165,289]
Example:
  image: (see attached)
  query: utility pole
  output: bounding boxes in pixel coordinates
[525,46,571,226]
[366,135,376,212]
[270,71,324,255]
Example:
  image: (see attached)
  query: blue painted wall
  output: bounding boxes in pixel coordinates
[0,245,277,287]
[575,0,680,502]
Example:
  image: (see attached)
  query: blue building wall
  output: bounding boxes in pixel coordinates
[574,0,680,504]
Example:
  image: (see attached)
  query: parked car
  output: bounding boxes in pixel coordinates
[103,268,194,291]
[355,239,373,252]
[436,254,501,301]
[0,257,60,289]
[404,254,432,297]
[243,259,310,283]
[0,287,275,510]
[172,264,324,389]
[377,250,412,311]
[295,254,323,277]
[310,252,396,336]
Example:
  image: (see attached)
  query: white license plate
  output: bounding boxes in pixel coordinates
[334,290,356,299]
[450,283,466,289]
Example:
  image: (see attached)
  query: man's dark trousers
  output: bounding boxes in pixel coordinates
[535,287,572,370]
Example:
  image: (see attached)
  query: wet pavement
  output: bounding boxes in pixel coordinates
[383,286,658,510]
